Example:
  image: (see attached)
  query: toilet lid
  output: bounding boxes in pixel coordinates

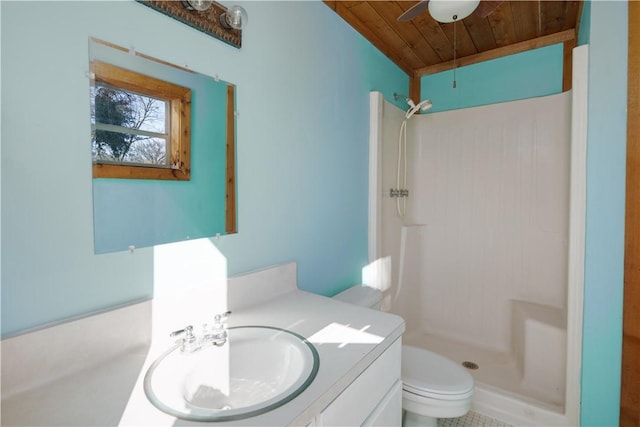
[402,345,474,397]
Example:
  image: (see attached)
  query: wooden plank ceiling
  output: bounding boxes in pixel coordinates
[324,1,582,80]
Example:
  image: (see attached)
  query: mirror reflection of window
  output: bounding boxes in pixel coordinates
[90,60,192,180]
[89,39,237,254]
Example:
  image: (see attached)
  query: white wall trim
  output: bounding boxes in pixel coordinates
[369,92,384,262]
[565,43,588,425]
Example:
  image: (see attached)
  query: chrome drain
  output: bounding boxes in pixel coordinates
[462,361,479,370]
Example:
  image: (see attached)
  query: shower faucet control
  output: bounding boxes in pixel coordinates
[390,188,409,198]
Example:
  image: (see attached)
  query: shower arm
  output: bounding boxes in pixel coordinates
[394,93,415,108]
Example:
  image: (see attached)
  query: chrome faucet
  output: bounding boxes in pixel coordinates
[170,311,232,353]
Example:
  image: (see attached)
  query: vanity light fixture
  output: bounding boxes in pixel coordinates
[138,0,244,48]
[220,5,248,30]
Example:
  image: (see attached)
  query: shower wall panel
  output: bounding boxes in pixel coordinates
[402,93,571,351]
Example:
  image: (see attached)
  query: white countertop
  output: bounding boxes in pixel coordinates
[2,290,404,426]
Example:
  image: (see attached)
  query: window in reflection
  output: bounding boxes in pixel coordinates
[91,61,191,180]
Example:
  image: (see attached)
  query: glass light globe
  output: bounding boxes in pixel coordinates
[184,0,212,12]
[222,5,248,30]
[428,0,480,23]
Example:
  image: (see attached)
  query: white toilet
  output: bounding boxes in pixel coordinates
[333,285,474,427]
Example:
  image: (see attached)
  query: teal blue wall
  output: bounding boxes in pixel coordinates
[578,0,591,46]
[420,43,563,112]
[0,1,408,336]
[581,1,627,425]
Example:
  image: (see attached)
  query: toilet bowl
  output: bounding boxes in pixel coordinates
[333,285,474,427]
[402,345,473,426]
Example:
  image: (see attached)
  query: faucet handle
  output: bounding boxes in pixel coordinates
[213,311,231,330]
[170,325,195,340]
[211,311,231,339]
[208,312,231,347]
[170,325,201,352]
[214,311,232,325]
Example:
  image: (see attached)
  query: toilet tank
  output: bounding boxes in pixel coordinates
[333,285,383,310]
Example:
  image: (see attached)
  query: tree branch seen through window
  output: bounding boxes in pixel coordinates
[91,61,191,180]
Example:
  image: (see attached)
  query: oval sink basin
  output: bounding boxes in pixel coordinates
[144,326,319,422]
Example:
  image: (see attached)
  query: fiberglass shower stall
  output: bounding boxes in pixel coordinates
[368,47,587,426]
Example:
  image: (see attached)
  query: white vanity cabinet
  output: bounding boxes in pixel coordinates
[315,339,402,427]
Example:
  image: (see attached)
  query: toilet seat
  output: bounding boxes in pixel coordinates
[402,345,474,400]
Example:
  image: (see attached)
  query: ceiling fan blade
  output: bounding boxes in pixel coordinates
[473,0,504,18]
[398,1,430,22]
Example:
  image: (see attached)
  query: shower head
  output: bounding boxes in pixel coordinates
[394,92,432,119]
[406,98,432,119]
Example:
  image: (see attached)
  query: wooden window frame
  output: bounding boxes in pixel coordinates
[225,84,236,233]
[91,61,192,180]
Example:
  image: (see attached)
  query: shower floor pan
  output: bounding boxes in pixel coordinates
[402,330,565,422]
